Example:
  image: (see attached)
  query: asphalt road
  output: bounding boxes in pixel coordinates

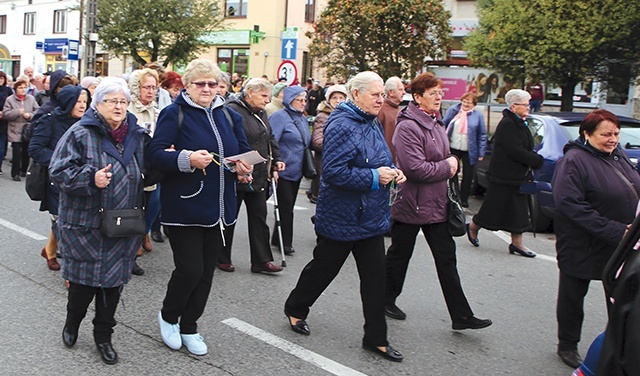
[0,173,608,375]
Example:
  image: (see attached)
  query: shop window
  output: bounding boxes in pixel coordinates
[305,0,315,23]
[225,0,247,17]
[0,15,6,34]
[24,12,35,35]
[53,10,67,34]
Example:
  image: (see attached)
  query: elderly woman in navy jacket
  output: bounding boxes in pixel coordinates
[443,92,487,207]
[29,86,89,271]
[284,71,407,362]
[269,86,310,255]
[552,110,640,368]
[148,59,251,356]
[50,78,145,365]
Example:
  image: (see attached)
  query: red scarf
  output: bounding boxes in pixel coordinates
[15,94,26,101]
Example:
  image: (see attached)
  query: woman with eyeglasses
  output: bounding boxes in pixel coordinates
[49,78,146,365]
[443,92,487,207]
[268,86,310,255]
[284,71,406,362]
[148,59,251,356]
[127,68,162,275]
[3,78,39,181]
[466,89,544,258]
[383,72,492,332]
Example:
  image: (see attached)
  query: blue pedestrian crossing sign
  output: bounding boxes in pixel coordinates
[281,38,297,60]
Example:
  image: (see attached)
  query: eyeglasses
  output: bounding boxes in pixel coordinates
[102,99,129,107]
[461,100,474,105]
[191,81,219,89]
[514,103,531,108]
[141,85,157,91]
[425,91,444,98]
[293,98,307,103]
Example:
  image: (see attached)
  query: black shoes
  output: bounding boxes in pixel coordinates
[509,244,536,258]
[466,224,479,247]
[62,325,78,348]
[96,342,118,365]
[557,349,583,368]
[12,175,20,181]
[284,246,295,255]
[286,314,310,335]
[384,304,407,320]
[150,230,164,243]
[251,261,283,273]
[460,200,469,208]
[132,260,144,276]
[452,316,493,330]
[362,344,403,362]
[217,263,235,272]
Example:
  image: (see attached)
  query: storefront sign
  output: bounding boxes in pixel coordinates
[203,30,250,45]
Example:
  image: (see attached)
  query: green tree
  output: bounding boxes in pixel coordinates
[96,0,224,67]
[307,0,452,80]
[465,0,640,111]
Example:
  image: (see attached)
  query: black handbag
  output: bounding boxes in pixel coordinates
[288,111,318,179]
[447,180,467,237]
[25,162,48,201]
[97,136,147,238]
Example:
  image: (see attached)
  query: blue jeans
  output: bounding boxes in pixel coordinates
[145,186,161,233]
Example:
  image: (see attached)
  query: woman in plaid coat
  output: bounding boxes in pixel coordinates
[49,77,146,365]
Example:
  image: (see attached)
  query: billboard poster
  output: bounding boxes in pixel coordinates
[429,67,519,104]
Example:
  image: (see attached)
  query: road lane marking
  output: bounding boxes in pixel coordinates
[222,318,367,376]
[0,217,47,241]
[491,229,556,262]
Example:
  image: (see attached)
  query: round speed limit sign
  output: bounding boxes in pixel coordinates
[277,60,298,86]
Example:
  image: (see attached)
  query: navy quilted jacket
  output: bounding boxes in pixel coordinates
[314,101,394,241]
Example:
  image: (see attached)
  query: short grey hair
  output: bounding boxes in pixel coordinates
[91,77,130,110]
[505,89,531,108]
[181,59,223,87]
[219,73,230,87]
[243,78,273,94]
[346,71,383,100]
[384,76,402,96]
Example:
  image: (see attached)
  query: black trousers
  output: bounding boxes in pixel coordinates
[65,282,122,344]
[385,221,473,321]
[450,148,473,203]
[219,189,274,264]
[11,141,29,178]
[556,271,609,351]
[161,225,222,334]
[271,178,301,248]
[285,235,389,347]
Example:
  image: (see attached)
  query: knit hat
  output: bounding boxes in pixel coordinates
[272,83,287,97]
[80,76,99,89]
[325,84,348,100]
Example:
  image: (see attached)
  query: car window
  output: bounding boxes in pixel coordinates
[527,117,545,149]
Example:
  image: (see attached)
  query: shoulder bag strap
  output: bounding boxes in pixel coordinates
[285,110,307,148]
[97,133,146,210]
[599,157,639,202]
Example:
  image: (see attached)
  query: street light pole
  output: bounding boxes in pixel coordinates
[85,0,97,77]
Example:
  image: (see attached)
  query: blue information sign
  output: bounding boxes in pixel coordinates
[281,38,297,60]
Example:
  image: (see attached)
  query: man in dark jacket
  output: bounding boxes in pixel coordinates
[217,78,285,273]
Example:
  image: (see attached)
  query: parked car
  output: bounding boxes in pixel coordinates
[473,112,640,232]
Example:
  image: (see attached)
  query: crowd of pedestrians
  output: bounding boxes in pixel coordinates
[2,60,637,372]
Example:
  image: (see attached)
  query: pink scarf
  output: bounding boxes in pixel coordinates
[453,110,468,135]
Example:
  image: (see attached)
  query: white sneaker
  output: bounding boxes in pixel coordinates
[181,333,208,355]
[158,311,181,350]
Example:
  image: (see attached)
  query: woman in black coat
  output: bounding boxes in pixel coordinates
[551,109,640,368]
[29,86,89,271]
[466,89,544,257]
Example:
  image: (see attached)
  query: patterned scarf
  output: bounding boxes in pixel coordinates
[95,111,129,155]
[452,110,469,135]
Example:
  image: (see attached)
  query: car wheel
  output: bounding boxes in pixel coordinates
[531,194,552,232]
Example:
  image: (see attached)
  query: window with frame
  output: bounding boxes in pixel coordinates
[24,12,35,35]
[225,0,247,17]
[305,0,315,23]
[0,15,6,34]
[53,10,67,33]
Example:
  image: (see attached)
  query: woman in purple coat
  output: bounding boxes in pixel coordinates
[383,72,492,331]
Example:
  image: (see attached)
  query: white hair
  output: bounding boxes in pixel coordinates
[384,76,403,95]
[505,89,531,107]
[243,78,273,94]
[346,71,383,100]
[91,77,131,110]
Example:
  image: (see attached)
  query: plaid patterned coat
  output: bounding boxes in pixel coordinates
[50,108,145,288]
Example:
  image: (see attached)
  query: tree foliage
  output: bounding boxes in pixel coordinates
[96,0,225,67]
[307,0,452,80]
[465,0,640,111]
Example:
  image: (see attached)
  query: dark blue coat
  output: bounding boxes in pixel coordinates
[147,90,251,227]
[29,86,87,214]
[33,70,68,122]
[314,101,394,241]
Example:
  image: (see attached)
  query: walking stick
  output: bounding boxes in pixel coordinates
[271,178,286,267]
